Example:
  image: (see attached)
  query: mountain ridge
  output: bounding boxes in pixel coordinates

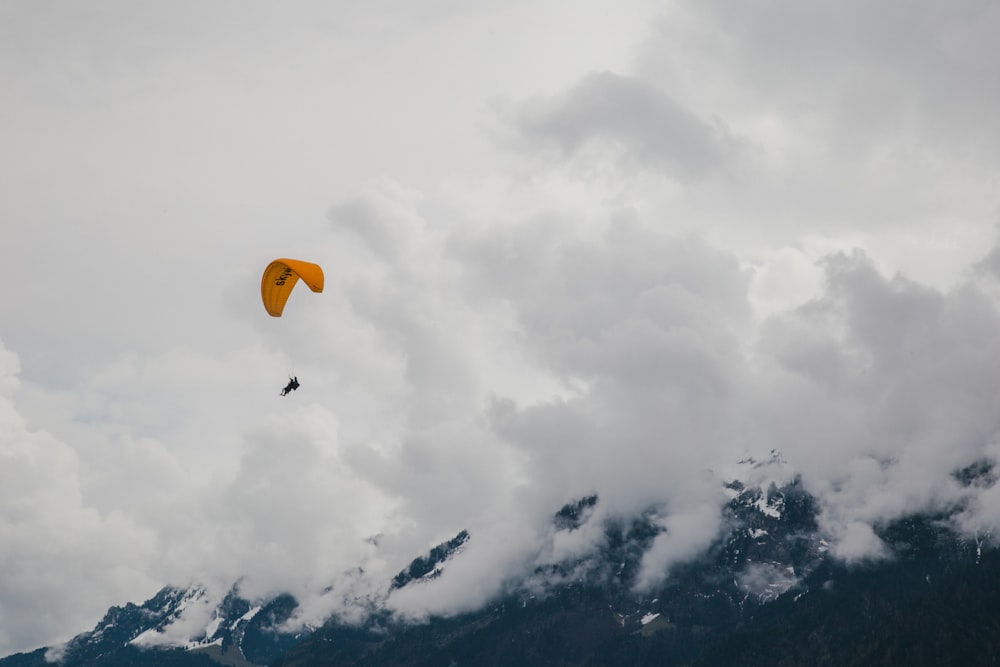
[4,457,993,666]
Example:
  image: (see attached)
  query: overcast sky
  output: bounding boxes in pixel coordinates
[3,0,1000,657]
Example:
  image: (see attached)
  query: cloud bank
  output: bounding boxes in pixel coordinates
[8,193,1000,652]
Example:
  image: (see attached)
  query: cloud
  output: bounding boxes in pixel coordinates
[738,561,800,602]
[0,340,159,654]
[505,71,744,180]
[189,405,403,616]
[323,181,1000,617]
[635,501,727,590]
[641,0,1000,160]
[619,0,1000,283]
[751,250,1000,551]
[11,174,1000,653]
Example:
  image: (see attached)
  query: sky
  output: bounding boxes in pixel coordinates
[3,0,1000,657]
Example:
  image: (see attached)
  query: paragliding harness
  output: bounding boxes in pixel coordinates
[280,376,300,396]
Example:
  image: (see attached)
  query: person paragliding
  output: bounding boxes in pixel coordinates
[280,376,300,396]
[261,258,324,397]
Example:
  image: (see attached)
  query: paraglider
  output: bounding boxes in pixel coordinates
[261,258,324,396]
[260,258,324,317]
[280,376,300,396]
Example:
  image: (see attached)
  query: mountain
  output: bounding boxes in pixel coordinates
[3,584,304,667]
[3,455,995,666]
[277,454,829,667]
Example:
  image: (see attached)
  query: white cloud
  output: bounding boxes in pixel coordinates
[634,501,726,590]
[0,340,159,654]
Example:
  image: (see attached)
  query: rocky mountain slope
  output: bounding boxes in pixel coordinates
[3,455,993,666]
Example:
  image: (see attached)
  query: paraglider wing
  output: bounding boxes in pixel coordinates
[261,258,324,317]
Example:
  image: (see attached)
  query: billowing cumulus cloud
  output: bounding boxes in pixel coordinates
[0,342,159,653]
[321,182,1000,615]
[755,253,1000,556]
[3,0,1000,658]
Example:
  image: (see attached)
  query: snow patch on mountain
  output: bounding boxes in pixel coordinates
[238,605,262,625]
[130,587,217,648]
[756,494,783,519]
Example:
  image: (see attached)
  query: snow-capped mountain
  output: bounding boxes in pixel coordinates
[36,583,302,666]
[2,453,992,666]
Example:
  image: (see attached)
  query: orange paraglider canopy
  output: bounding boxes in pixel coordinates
[260,258,324,317]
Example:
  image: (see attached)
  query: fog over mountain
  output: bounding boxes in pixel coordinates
[2,0,1000,657]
